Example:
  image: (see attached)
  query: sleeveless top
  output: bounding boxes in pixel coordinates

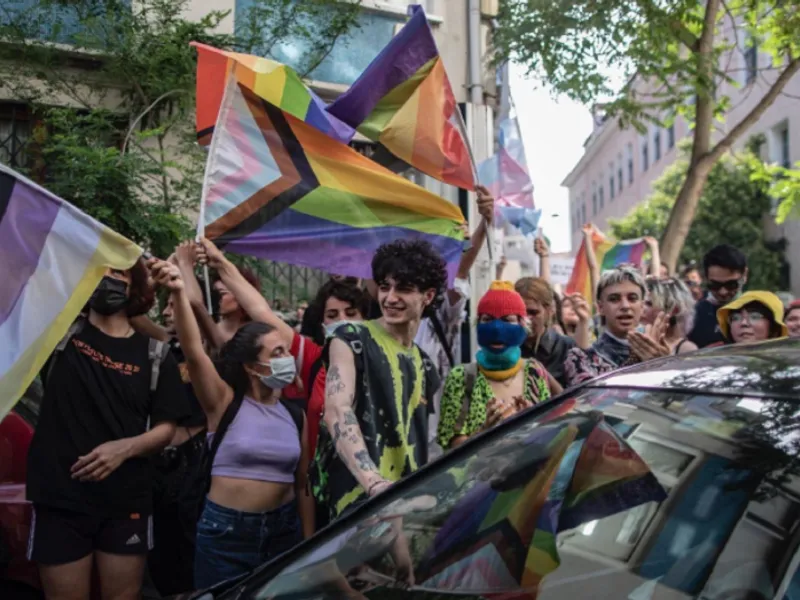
[210,397,300,484]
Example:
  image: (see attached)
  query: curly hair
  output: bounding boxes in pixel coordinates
[300,279,371,346]
[371,239,448,317]
[215,321,275,398]
[126,257,156,317]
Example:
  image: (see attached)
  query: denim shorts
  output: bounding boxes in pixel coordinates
[193,497,301,590]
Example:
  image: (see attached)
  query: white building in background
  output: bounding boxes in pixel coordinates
[562,32,800,295]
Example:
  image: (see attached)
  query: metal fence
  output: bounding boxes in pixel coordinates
[251,260,327,309]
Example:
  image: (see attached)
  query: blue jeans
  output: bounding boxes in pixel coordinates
[193,497,301,590]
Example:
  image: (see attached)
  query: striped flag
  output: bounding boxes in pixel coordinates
[200,75,466,281]
[0,165,142,417]
[191,42,354,146]
[566,227,613,308]
[600,238,647,272]
[326,4,475,190]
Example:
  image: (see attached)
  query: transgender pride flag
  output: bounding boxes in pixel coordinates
[478,117,541,236]
[0,165,142,417]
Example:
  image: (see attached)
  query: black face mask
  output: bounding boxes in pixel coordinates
[89,276,130,316]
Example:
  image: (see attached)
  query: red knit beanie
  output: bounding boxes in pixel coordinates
[477,281,527,319]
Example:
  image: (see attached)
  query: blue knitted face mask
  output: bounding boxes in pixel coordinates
[476,319,527,371]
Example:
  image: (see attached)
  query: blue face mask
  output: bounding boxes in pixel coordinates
[477,319,528,352]
[476,319,527,371]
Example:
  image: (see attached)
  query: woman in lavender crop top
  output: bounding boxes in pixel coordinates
[152,253,314,590]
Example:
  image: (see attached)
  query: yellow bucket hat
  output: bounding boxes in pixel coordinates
[717,291,788,339]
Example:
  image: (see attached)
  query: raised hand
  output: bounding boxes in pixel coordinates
[149,259,183,292]
[475,185,495,225]
[568,293,591,323]
[534,236,550,257]
[197,237,226,269]
[175,240,198,267]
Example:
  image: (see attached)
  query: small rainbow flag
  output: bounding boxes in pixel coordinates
[566,228,612,306]
[200,76,466,280]
[191,42,354,146]
[600,238,647,272]
[0,165,142,418]
[326,5,475,191]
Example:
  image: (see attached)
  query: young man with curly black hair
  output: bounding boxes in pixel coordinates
[311,239,446,522]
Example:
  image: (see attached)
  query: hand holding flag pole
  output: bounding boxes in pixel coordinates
[454,106,494,262]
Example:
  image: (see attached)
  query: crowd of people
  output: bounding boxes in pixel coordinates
[21,189,800,599]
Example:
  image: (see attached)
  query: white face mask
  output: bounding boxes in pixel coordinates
[254,356,296,390]
[324,320,359,338]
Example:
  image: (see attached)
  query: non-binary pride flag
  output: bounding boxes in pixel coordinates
[191,42,354,146]
[600,238,647,272]
[201,77,466,281]
[0,165,141,417]
[326,5,475,191]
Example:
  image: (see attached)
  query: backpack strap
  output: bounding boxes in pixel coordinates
[148,338,170,393]
[280,399,305,443]
[453,363,478,433]
[428,311,454,368]
[45,317,86,387]
[202,390,245,496]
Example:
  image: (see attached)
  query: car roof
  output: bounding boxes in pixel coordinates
[586,337,800,399]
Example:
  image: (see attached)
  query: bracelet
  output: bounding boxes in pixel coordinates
[367,479,388,495]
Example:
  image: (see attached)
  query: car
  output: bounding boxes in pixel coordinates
[0,381,42,599]
[180,338,800,600]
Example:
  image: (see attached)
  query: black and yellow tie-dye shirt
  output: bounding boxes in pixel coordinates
[311,321,440,520]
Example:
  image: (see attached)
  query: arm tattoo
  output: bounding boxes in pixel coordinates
[343,409,358,425]
[354,449,378,472]
[333,422,343,445]
[326,364,345,397]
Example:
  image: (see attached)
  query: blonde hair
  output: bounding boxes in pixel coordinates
[646,277,696,332]
[514,277,555,309]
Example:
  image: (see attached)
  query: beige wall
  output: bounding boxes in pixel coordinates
[563,26,800,295]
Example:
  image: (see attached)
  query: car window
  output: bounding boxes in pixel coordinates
[243,388,800,600]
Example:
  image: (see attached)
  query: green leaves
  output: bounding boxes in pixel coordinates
[609,149,789,290]
[0,0,356,260]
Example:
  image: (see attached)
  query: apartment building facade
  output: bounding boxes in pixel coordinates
[0,0,501,307]
[562,38,800,295]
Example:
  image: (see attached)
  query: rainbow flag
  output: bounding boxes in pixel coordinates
[200,76,466,280]
[566,228,612,306]
[191,42,354,146]
[326,5,475,191]
[600,238,647,272]
[0,165,142,418]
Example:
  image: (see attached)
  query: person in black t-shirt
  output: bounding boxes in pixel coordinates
[26,259,189,600]
[687,245,748,348]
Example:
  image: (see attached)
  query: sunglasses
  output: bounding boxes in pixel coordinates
[707,278,743,292]
[683,279,699,288]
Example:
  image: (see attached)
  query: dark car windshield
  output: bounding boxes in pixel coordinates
[241,387,800,600]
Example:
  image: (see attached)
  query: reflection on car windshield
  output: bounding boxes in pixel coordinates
[246,388,800,600]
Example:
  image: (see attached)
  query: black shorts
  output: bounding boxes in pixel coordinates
[27,504,153,566]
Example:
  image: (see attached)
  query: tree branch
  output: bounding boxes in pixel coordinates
[708,57,800,162]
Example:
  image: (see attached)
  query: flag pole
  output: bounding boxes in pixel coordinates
[196,73,236,315]
[454,105,493,261]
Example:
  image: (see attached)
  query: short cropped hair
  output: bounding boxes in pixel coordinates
[703,244,747,276]
[596,265,646,302]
